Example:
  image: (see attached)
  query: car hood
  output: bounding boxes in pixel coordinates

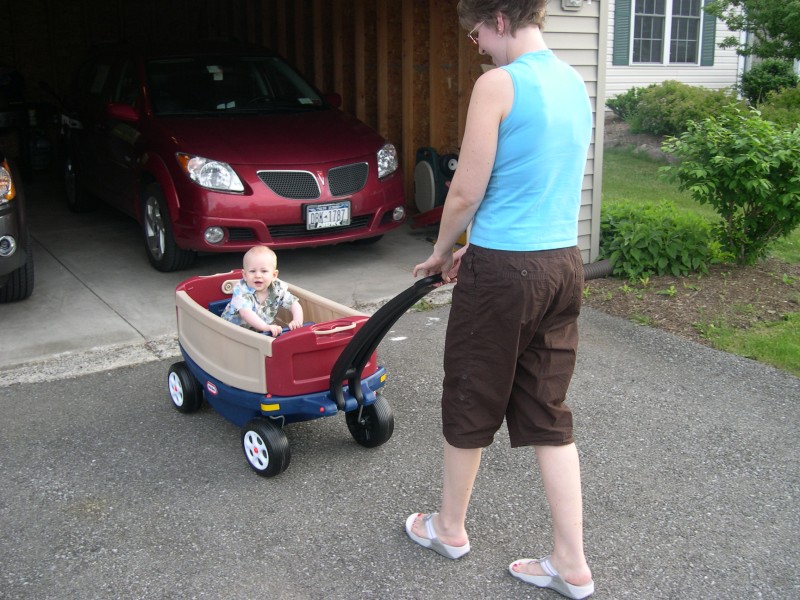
[153,109,385,166]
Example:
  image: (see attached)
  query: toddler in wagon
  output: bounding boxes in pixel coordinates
[221,246,304,336]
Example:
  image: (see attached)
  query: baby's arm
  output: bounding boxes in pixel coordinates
[239,307,282,336]
[287,301,304,330]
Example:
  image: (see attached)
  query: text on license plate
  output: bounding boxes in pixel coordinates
[306,202,351,230]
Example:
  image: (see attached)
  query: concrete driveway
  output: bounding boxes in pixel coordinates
[0,176,447,384]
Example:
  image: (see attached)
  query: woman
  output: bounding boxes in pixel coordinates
[406,1,594,598]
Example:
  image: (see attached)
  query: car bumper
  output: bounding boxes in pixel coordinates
[169,169,406,252]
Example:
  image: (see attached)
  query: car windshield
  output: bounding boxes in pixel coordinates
[146,55,325,115]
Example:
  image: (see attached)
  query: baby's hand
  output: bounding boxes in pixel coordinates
[287,320,303,330]
[268,324,283,337]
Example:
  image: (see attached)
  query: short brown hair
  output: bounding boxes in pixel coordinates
[457,0,547,35]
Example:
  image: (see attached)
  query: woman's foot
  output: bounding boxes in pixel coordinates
[509,556,593,599]
[405,513,470,559]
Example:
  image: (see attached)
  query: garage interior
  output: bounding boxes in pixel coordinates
[0,0,492,201]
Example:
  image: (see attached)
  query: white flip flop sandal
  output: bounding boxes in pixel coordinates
[509,556,594,599]
[405,512,470,560]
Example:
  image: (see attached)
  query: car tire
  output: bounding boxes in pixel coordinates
[167,361,203,413]
[0,243,33,303]
[241,419,291,477]
[63,152,96,213]
[142,183,196,272]
[346,395,394,448]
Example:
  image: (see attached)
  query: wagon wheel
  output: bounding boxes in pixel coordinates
[346,395,394,448]
[167,362,203,413]
[241,419,291,477]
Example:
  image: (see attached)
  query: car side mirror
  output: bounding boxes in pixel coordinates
[323,93,342,109]
[106,103,139,123]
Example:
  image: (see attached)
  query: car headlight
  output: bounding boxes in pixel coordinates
[177,154,244,192]
[377,143,398,179]
[0,160,16,203]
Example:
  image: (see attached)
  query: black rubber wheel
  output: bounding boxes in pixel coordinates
[63,152,96,212]
[439,153,458,177]
[346,395,394,448]
[167,361,203,413]
[0,243,33,302]
[142,182,196,272]
[241,419,291,477]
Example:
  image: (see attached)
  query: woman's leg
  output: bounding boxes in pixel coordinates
[514,443,592,585]
[411,441,481,547]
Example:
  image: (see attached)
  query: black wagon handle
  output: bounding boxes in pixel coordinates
[329,274,444,410]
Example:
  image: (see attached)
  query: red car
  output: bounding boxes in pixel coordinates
[61,42,406,271]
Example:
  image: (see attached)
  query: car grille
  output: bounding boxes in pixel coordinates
[257,170,320,199]
[268,215,371,239]
[328,162,369,196]
[257,162,369,199]
[228,228,255,241]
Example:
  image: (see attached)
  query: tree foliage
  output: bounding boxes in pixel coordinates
[705,0,800,61]
[662,105,800,265]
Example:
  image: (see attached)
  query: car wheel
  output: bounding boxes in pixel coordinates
[142,183,196,272]
[167,362,203,413]
[0,243,33,303]
[242,419,291,477]
[63,153,95,212]
[346,395,394,448]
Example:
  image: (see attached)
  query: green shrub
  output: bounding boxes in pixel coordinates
[662,105,800,265]
[629,80,742,137]
[741,59,799,106]
[599,201,716,280]
[759,85,800,129]
[606,86,650,121]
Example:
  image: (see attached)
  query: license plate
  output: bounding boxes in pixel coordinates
[306,201,351,230]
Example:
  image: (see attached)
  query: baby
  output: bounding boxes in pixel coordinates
[221,246,303,336]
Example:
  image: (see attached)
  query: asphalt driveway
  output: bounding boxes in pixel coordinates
[1,304,798,599]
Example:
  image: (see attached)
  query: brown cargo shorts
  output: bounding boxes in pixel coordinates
[441,244,583,448]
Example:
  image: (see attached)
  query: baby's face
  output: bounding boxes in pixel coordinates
[243,255,278,292]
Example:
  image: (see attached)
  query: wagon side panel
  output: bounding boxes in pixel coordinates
[176,290,272,394]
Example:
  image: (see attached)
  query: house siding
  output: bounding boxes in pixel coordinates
[605,0,743,101]
[546,0,606,263]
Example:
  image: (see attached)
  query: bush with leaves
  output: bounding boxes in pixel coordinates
[741,58,799,105]
[759,84,800,129]
[629,80,742,137]
[606,86,650,121]
[662,105,800,265]
[599,201,717,280]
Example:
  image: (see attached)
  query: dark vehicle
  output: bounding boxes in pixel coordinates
[0,149,33,302]
[61,42,406,272]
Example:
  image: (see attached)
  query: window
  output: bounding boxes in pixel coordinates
[632,0,703,64]
[613,0,716,66]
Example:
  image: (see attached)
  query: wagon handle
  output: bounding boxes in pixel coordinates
[329,274,444,411]
[313,322,357,335]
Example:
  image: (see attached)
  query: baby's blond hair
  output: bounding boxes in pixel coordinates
[243,245,278,269]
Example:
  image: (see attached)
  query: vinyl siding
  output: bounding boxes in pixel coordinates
[545,0,606,263]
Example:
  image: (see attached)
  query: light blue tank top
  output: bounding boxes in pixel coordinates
[469,50,592,251]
